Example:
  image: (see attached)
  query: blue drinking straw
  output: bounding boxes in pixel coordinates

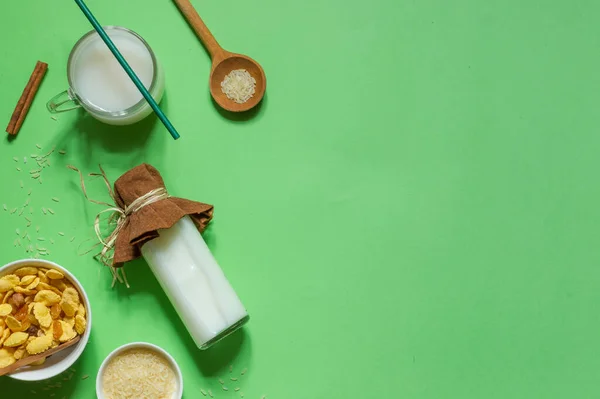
[74,0,180,140]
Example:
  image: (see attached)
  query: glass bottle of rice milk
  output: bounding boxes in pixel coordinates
[140,216,249,349]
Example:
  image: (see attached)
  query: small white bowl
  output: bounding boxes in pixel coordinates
[96,342,183,399]
[0,259,92,381]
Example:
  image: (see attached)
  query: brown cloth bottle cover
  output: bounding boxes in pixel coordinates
[112,164,214,266]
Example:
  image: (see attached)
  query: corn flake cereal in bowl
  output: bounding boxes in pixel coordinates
[0,259,91,380]
[97,342,183,399]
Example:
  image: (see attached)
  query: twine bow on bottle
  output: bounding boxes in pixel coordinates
[68,163,215,288]
[68,165,170,287]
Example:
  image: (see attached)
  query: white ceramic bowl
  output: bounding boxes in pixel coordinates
[96,342,183,399]
[0,259,92,381]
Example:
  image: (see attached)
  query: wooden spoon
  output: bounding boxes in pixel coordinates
[0,336,81,377]
[173,0,266,112]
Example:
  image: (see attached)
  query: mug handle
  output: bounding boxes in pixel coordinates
[47,89,81,113]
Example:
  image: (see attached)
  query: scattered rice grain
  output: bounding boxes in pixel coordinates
[36,144,42,149]
[70,236,75,242]
[58,232,64,236]
[16,167,21,172]
[13,157,18,162]
[223,386,229,391]
[42,208,47,215]
[18,208,24,216]
[37,237,45,241]
[230,377,238,381]
[10,208,17,214]
[52,197,60,202]
[51,116,57,121]
[219,379,225,384]
[20,180,23,188]
[201,390,207,396]
[23,157,27,164]
[208,390,214,398]
[241,368,248,375]
[82,375,89,380]
[2,204,6,211]
[235,388,241,392]
[48,208,55,214]
[59,150,66,155]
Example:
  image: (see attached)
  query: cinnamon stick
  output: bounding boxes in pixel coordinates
[6,61,48,136]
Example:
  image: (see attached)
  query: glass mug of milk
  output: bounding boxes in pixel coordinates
[47,26,165,125]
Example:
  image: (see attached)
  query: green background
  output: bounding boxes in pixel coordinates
[2,0,600,398]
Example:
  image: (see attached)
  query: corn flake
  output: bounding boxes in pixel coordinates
[2,290,14,304]
[14,267,38,277]
[1,275,20,286]
[4,332,29,347]
[14,346,28,360]
[0,328,10,346]
[0,279,15,293]
[19,275,36,287]
[5,315,22,332]
[60,288,79,317]
[26,334,52,355]
[75,314,86,335]
[13,286,36,296]
[34,290,61,306]
[33,303,52,329]
[26,277,40,290]
[37,282,61,295]
[49,278,68,291]
[59,321,77,343]
[30,357,46,366]
[0,348,16,368]
[46,269,64,280]
[63,316,75,328]
[0,304,12,317]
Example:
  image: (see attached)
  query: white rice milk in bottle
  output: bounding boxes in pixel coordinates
[141,216,249,349]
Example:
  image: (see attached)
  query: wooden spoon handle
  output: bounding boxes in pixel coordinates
[0,336,81,377]
[172,0,224,60]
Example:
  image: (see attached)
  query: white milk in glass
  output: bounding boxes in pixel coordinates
[141,216,249,349]
[54,27,165,125]
[72,30,153,113]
